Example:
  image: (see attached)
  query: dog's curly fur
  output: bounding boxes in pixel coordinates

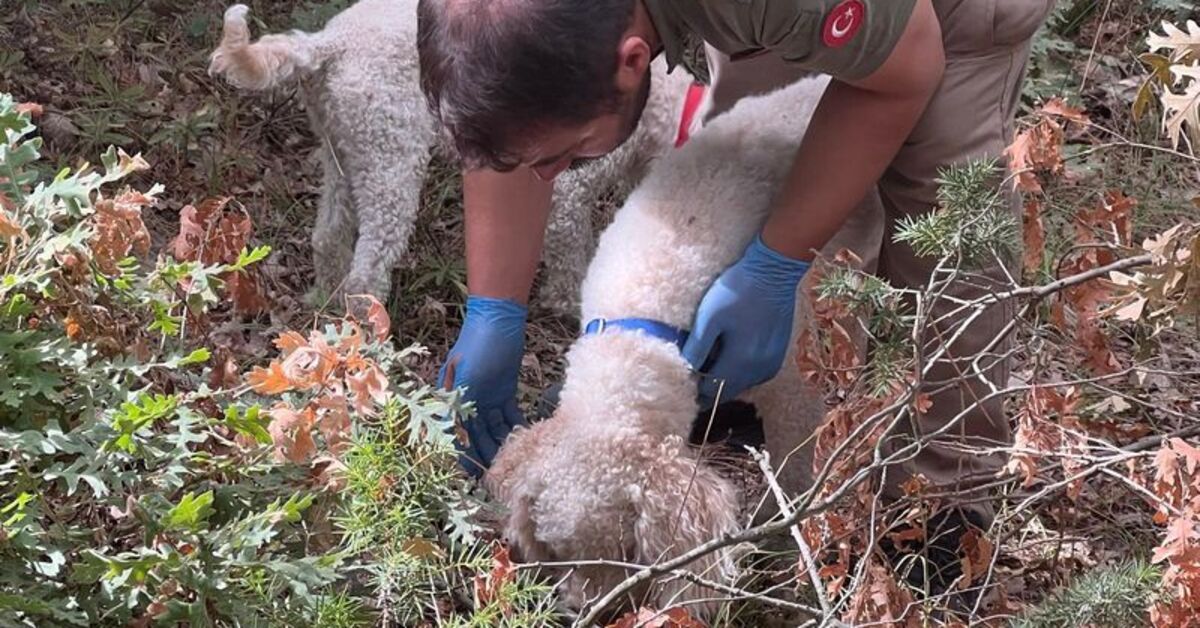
[207,0,696,315]
[484,75,886,617]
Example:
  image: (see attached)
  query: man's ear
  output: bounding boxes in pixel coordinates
[615,36,652,94]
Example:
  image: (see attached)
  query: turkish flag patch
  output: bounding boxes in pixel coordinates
[822,0,865,48]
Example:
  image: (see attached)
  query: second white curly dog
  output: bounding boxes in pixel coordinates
[208,0,696,315]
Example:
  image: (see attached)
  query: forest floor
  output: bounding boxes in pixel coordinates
[4,0,1200,625]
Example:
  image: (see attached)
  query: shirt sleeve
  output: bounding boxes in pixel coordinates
[737,0,919,81]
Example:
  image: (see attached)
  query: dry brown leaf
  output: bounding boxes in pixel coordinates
[171,198,233,263]
[841,561,920,628]
[317,394,353,455]
[311,454,349,491]
[900,474,930,496]
[1077,190,1137,247]
[1153,444,1181,525]
[226,271,267,315]
[959,528,995,585]
[1005,117,1066,194]
[1171,437,1200,475]
[1022,198,1045,275]
[349,294,391,339]
[1005,129,1044,194]
[267,404,317,463]
[607,607,705,628]
[347,363,390,415]
[1005,386,1081,487]
[400,537,444,560]
[209,354,240,390]
[91,189,153,275]
[473,544,517,611]
[1159,66,1200,150]
[211,212,253,265]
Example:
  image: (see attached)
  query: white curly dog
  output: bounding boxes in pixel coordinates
[484,72,885,616]
[207,0,697,315]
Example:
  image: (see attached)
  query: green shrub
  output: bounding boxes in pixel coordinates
[1011,559,1163,628]
[0,95,557,627]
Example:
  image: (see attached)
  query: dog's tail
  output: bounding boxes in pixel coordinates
[633,438,743,616]
[208,4,334,91]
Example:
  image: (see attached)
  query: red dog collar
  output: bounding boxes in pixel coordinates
[674,81,708,148]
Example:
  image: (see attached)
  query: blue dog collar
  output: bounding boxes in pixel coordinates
[582,317,690,350]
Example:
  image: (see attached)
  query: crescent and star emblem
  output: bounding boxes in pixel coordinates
[822,0,865,48]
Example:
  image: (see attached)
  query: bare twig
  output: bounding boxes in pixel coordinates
[749,448,832,619]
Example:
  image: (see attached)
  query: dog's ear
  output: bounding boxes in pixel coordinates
[483,423,554,563]
[630,437,741,616]
[482,422,539,501]
[500,491,553,564]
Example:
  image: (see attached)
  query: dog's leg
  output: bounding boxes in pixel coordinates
[541,169,605,319]
[331,85,432,304]
[310,142,356,304]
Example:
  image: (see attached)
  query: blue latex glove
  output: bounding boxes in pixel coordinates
[439,295,528,477]
[681,233,811,409]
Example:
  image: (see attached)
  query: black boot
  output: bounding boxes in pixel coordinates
[879,506,991,615]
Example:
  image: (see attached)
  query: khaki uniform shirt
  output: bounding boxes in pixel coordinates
[645,0,934,81]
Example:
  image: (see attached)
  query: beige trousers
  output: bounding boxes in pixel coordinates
[704,0,1057,523]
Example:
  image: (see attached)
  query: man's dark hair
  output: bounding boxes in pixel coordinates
[417,0,639,171]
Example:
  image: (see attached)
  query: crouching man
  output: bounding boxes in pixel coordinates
[418,0,1054,600]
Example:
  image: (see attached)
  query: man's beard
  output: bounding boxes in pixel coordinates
[568,71,653,172]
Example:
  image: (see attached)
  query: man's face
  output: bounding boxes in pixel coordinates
[519,69,652,181]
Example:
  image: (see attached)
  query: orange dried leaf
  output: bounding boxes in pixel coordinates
[212,212,253,265]
[0,208,24,240]
[170,197,242,265]
[400,537,444,560]
[171,204,204,262]
[887,525,925,546]
[1152,516,1194,564]
[1040,98,1090,125]
[64,315,82,341]
[273,331,308,355]
[280,346,332,391]
[247,361,292,395]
